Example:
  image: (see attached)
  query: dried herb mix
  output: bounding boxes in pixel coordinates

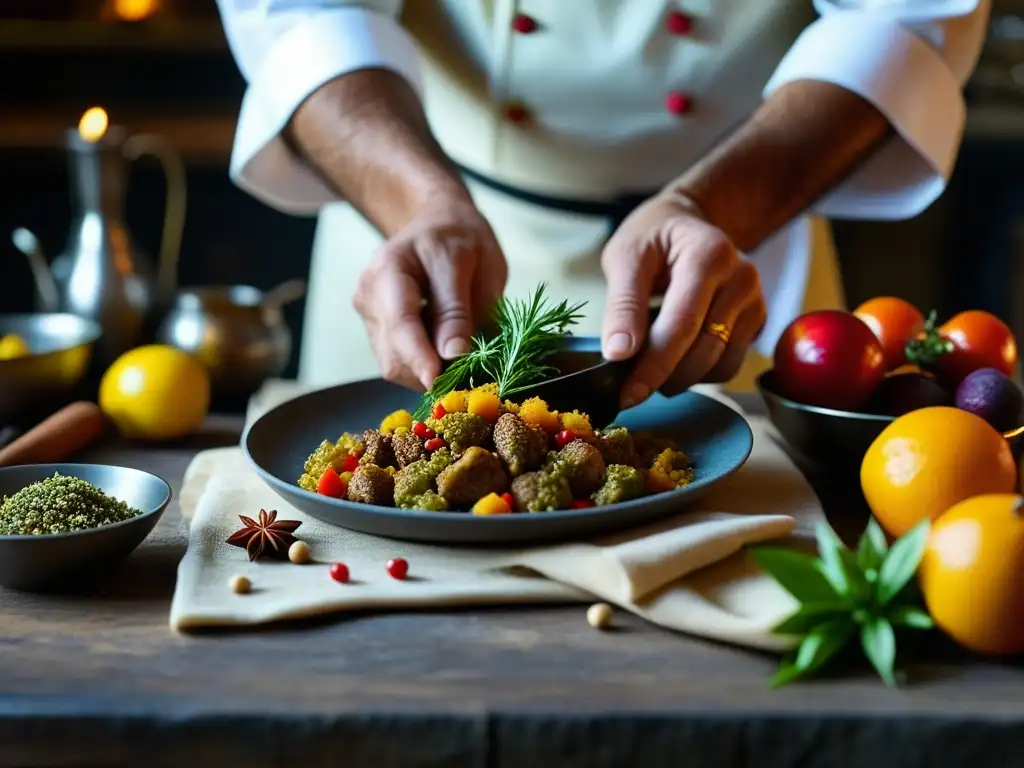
[0,473,142,536]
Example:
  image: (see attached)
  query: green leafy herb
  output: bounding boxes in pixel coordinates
[904,310,954,369]
[751,518,933,688]
[414,283,586,420]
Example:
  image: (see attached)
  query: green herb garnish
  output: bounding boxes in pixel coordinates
[414,283,586,420]
[751,518,933,688]
[904,309,954,368]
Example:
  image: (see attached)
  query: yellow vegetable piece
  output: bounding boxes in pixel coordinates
[559,410,595,441]
[0,334,30,360]
[471,492,512,516]
[467,389,501,423]
[380,408,413,435]
[439,390,469,414]
[519,397,561,434]
[502,400,521,415]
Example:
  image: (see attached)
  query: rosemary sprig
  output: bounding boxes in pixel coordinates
[751,518,934,688]
[413,283,586,420]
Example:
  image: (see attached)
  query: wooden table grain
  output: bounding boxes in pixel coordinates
[1,399,1023,768]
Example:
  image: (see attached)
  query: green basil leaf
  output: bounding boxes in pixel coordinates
[768,658,806,689]
[815,522,854,596]
[877,519,931,606]
[750,547,839,603]
[857,518,889,572]
[772,601,851,636]
[861,617,898,687]
[794,617,856,674]
[888,605,935,631]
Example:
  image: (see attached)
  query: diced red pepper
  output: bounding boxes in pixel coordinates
[501,492,516,512]
[341,452,360,473]
[431,402,447,420]
[555,429,576,449]
[570,499,595,509]
[424,437,446,452]
[316,466,347,498]
[412,421,436,440]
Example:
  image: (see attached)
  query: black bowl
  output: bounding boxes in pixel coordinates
[756,369,894,476]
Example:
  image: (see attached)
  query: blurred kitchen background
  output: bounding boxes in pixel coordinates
[1,0,1023,408]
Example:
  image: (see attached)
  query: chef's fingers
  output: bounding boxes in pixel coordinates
[658,260,761,396]
[701,303,768,384]
[471,241,508,328]
[419,236,481,361]
[618,236,733,407]
[600,240,661,362]
[372,266,440,390]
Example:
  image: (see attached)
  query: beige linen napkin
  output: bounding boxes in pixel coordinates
[170,382,825,651]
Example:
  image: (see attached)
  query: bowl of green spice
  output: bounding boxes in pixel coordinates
[0,464,171,591]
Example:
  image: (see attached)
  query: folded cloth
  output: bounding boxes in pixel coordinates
[169,381,825,651]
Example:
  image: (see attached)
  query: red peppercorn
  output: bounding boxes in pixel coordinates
[501,492,515,512]
[412,421,435,439]
[316,466,346,498]
[431,403,447,420]
[570,499,595,509]
[555,429,576,449]
[329,562,350,583]
[424,437,446,452]
[386,557,409,580]
[341,452,360,473]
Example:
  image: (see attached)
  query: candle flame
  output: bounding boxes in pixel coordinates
[78,107,109,142]
[113,0,160,21]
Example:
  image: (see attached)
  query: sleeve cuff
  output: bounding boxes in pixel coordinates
[229,7,423,215]
[764,11,966,220]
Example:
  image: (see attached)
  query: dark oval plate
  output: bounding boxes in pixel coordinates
[241,380,754,545]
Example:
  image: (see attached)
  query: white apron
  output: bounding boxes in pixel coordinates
[298,187,846,392]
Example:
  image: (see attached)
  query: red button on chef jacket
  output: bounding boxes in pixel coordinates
[666,10,694,36]
[665,92,693,115]
[512,13,538,34]
[505,103,531,123]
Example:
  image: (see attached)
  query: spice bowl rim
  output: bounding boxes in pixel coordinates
[0,462,173,541]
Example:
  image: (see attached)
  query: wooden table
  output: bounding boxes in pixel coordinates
[2,397,1023,768]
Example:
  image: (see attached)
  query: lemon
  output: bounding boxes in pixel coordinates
[99,344,210,440]
[0,334,30,360]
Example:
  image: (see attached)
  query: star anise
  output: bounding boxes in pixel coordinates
[226,508,302,561]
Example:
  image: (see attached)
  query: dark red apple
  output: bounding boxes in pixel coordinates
[773,310,886,411]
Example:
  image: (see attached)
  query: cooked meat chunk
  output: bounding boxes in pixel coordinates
[552,439,606,497]
[510,471,572,512]
[393,449,453,508]
[437,412,492,455]
[592,464,646,506]
[493,412,548,476]
[360,428,395,468]
[392,430,427,468]
[596,427,641,468]
[436,446,508,507]
[347,465,395,506]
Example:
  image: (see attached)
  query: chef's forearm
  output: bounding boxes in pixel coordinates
[286,68,471,237]
[670,80,891,253]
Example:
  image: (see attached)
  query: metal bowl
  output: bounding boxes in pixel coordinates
[0,313,102,425]
[0,463,171,591]
[756,369,894,476]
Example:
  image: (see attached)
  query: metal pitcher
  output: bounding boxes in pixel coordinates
[14,120,186,367]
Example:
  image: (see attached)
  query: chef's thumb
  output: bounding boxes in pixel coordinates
[601,252,655,361]
[425,261,476,360]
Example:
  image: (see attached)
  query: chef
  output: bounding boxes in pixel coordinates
[214,0,988,406]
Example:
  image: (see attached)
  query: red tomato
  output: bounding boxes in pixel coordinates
[316,466,347,498]
[773,310,886,411]
[938,310,1018,384]
[852,296,925,371]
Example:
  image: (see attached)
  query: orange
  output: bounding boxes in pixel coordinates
[99,344,210,440]
[919,493,1024,655]
[860,406,1017,537]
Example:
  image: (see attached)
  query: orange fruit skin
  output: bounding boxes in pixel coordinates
[919,493,1024,655]
[860,406,1018,537]
[853,296,926,371]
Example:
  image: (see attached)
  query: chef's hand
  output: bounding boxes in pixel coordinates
[353,197,508,391]
[600,192,767,408]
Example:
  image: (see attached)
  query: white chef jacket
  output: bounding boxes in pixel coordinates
[213,0,989,369]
